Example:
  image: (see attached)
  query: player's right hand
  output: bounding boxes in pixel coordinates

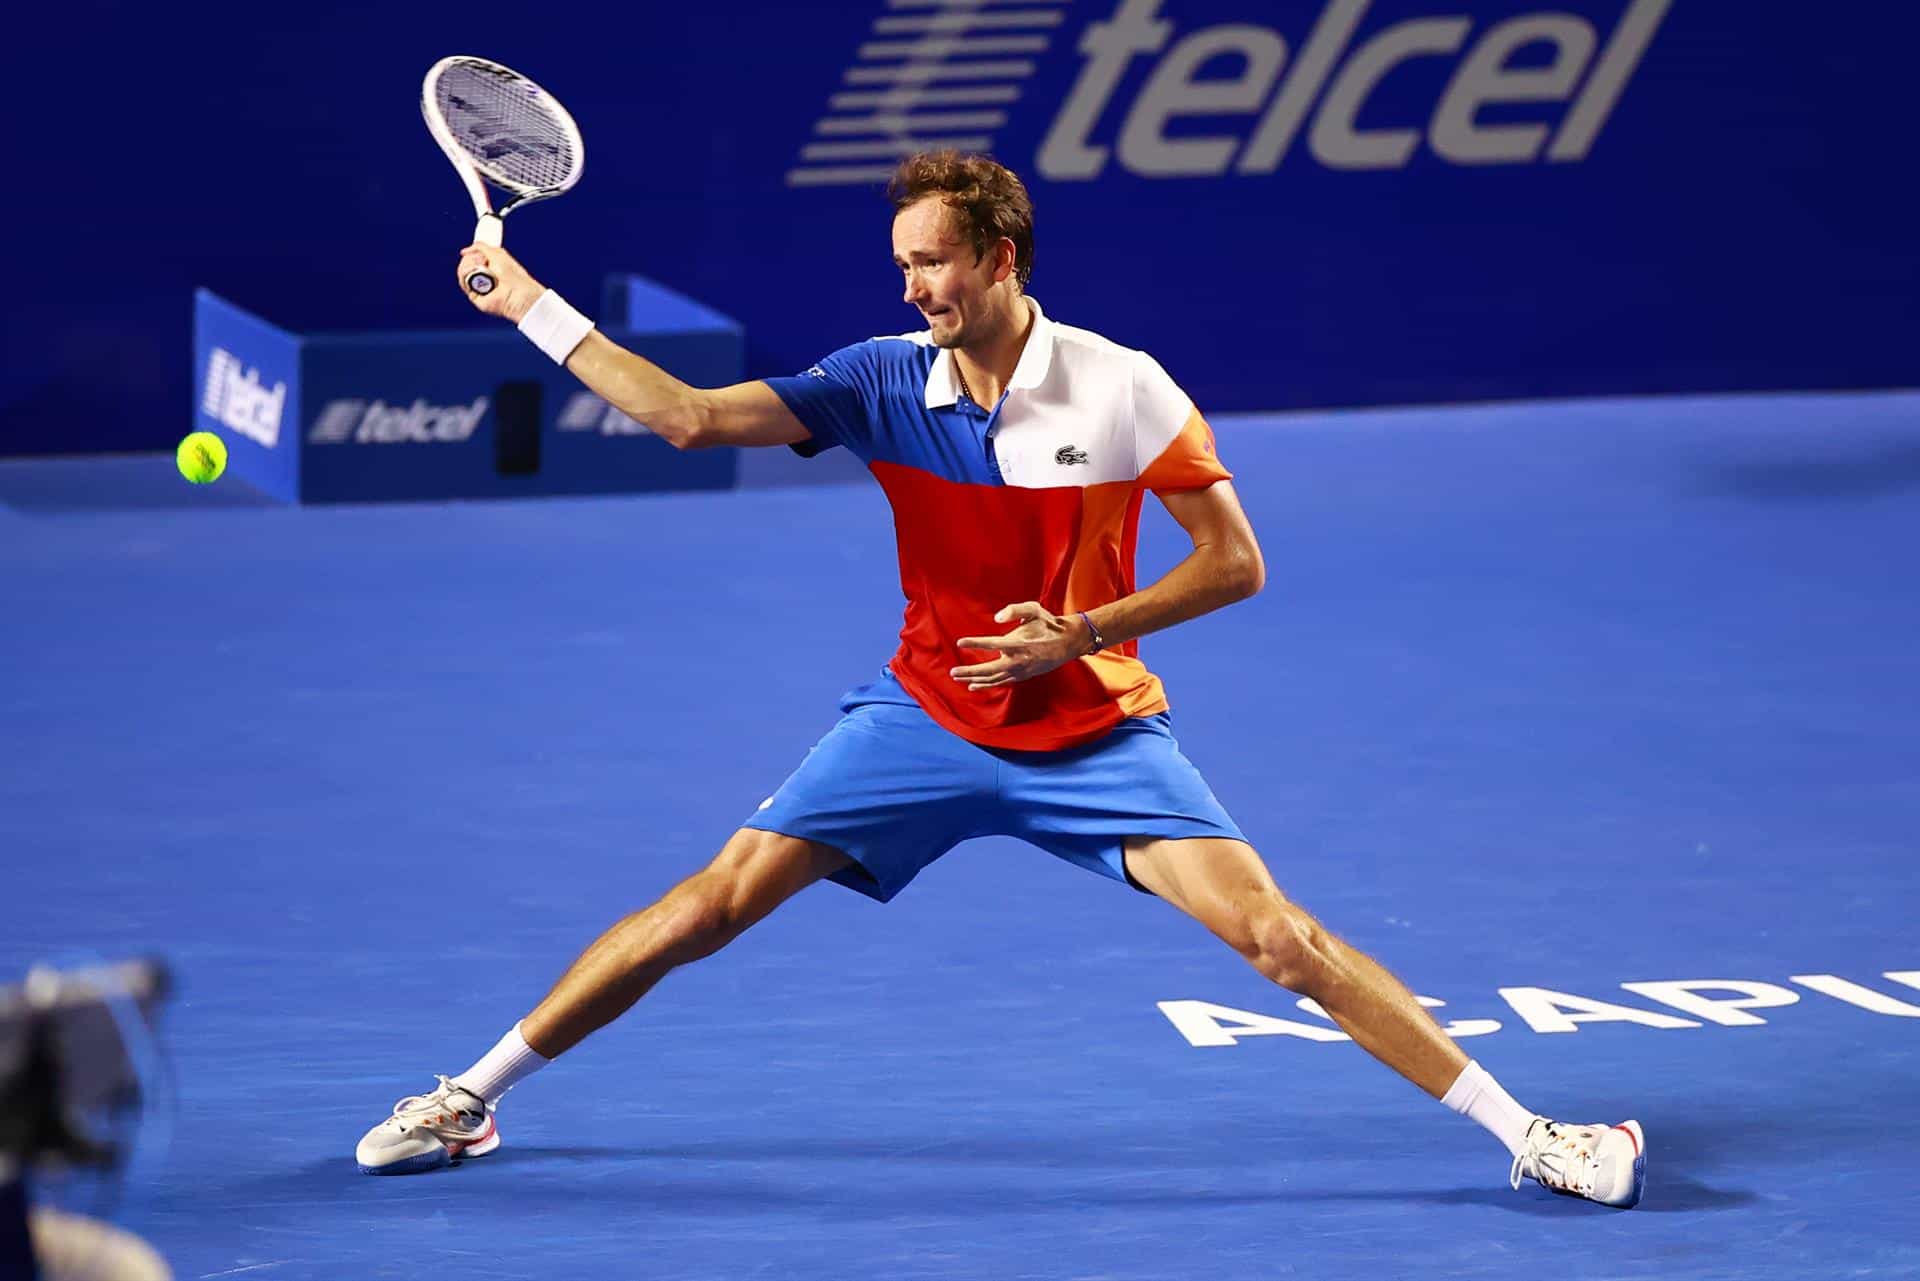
[456,243,547,324]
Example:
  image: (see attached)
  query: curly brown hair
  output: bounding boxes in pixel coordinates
[887,151,1034,290]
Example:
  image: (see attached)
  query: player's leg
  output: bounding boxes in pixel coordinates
[1123,835,1466,1096]
[521,828,850,1057]
[1124,835,1645,1207]
[357,683,986,1176]
[355,830,847,1175]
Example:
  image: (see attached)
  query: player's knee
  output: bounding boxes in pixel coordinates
[659,830,826,964]
[1239,899,1333,993]
[660,872,746,961]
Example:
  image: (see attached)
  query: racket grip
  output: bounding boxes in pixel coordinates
[467,212,504,295]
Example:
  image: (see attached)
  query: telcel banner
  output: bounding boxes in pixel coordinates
[11,1,1916,454]
[192,281,742,504]
[745,0,1911,416]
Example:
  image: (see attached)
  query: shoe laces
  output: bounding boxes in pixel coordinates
[391,1075,486,1131]
[1509,1119,1598,1197]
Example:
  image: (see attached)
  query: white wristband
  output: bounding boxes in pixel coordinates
[517,289,595,365]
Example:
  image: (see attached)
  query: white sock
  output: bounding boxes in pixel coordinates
[1440,1060,1538,1158]
[452,1021,549,1107]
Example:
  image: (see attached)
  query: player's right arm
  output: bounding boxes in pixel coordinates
[457,242,811,452]
[564,331,809,451]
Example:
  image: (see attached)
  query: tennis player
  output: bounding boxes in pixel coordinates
[356,151,1646,1208]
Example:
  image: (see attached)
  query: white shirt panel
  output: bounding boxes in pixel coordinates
[894,296,1190,491]
[1130,350,1198,465]
[992,322,1153,491]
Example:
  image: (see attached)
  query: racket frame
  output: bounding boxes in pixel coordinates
[420,55,584,296]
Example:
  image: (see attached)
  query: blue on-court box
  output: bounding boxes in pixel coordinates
[192,276,742,503]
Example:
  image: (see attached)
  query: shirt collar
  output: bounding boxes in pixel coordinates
[924,296,1053,410]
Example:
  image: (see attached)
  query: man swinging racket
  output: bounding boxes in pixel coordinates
[355,151,1646,1209]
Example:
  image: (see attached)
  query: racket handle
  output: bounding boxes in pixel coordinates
[467,212,504,296]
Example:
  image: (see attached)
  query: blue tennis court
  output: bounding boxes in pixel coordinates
[4,389,1917,1279]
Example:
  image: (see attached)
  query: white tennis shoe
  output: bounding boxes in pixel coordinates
[1510,1117,1646,1208]
[355,1076,500,1175]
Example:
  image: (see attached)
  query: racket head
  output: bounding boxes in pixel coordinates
[421,55,584,219]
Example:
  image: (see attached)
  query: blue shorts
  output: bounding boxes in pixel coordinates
[743,668,1248,903]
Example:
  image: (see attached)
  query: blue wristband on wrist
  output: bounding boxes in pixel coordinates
[1078,611,1106,654]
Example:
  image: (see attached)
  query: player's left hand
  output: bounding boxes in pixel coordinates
[951,602,1091,690]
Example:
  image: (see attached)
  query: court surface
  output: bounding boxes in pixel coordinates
[4,390,1917,1280]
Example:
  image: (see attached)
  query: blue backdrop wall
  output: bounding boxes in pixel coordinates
[7,0,1915,456]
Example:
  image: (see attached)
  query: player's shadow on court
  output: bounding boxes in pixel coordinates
[1288,1176,1752,1215]
[491,1138,1216,1177]
[481,1143,1757,1214]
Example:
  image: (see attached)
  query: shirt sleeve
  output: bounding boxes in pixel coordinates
[1132,351,1232,494]
[763,341,882,460]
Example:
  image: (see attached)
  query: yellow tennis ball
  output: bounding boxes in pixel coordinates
[177,431,227,484]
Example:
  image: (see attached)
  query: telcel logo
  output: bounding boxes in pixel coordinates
[1038,0,1671,179]
[557,391,653,436]
[308,397,490,445]
[200,348,286,448]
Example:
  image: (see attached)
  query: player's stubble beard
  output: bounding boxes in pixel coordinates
[928,308,967,349]
[929,293,1009,353]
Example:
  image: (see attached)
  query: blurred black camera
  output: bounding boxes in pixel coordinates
[1,960,171,1281]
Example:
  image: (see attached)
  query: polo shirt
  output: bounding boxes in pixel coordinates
[765,297,1231,751]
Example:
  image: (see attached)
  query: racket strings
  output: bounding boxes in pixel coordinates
[435,60,578,194]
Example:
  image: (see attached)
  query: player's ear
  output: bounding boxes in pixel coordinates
[990,237,1016,284]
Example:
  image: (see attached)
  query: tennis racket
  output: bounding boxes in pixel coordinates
[421,56,585,297]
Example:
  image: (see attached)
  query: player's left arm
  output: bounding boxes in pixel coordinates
[950,480,1263,690]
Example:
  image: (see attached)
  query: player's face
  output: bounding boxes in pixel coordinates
[892,197,1002,349]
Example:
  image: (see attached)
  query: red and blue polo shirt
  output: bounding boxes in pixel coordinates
[765,298,1231,752]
